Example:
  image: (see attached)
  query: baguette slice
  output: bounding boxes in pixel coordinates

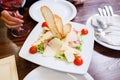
[40,6,61,38]
[63,23,72,37]
[54,14,64,38]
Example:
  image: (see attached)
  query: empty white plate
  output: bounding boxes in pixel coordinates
[29,0,77,22]
[24,66,94,80]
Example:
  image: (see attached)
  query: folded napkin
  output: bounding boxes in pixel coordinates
[92,14,120,27]
[96,31,120,45]
[92,14,120,46]
[0,55,19,80]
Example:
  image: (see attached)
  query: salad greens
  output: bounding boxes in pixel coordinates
[55,53,67,61]
[37,42,44,53]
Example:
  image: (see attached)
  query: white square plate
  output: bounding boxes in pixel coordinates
[19,21,94,74]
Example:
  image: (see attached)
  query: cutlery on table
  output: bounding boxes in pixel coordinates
[91,5,115,36]
[98,5,114,16]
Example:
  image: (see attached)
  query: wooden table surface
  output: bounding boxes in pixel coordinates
[0,0,120,80]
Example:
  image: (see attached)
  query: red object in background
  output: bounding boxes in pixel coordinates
[0,0,22,10]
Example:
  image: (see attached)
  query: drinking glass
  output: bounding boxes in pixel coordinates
[0,0,30,37]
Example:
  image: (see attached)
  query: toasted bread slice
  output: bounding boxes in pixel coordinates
[40,6,61,38]
[63,23,72,37]
[54,14,64,38]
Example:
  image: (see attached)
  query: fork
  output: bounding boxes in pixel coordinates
[98,5,114,16]
[97,5,114,27]
[91,5,114,35]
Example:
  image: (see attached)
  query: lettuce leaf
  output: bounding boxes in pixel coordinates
[55,53,67,61]
[37,42,44,53]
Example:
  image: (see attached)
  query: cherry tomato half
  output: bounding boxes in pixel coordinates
[74,56,83,66]
[81,28,88,35]
[42,22,48,28]
[29,46,37,54]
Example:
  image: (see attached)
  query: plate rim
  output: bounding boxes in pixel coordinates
[23,66,93,80]
[86,14,120,50]
[29,0,77,22]
[23,66,72,80]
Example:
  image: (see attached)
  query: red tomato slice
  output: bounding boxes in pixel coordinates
[42,22,48,28]
[81,28,88,35]
[74,56,83,66]
[29,46,37,54]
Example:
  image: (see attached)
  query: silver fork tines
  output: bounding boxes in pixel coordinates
[98,5,114,16]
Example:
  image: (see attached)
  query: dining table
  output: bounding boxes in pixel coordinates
[0,0,120,80]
